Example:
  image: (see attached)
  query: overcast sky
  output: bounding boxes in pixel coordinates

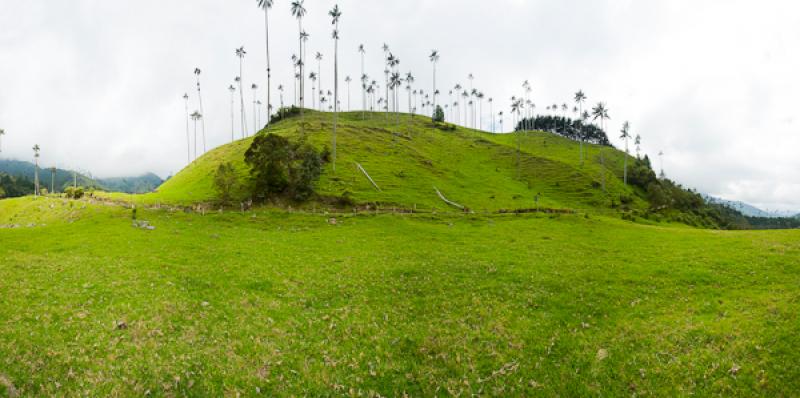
[1,0,798,211]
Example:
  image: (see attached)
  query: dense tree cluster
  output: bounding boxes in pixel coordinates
[0,173,34,198]
[244,133,327,202]
[515,116,612,146]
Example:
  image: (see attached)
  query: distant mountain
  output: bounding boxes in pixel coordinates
[0,159,162,194]
[0,159,100,192]
[704,195,796,218]
[97,173,163,194]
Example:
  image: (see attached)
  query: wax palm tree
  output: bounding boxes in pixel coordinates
[278,84,285,118]
[235,47,248,137]
[635,134,642,159]
[309,72,317,109]
[183,93,190,163]
[592,102,610,131]
[50,167,56,194]
[228,85,236,142]
[329,4,342,173]
[620,121,631,186]
[499,111,504,132]
[190,111,202,160]
[193,68,207,153]
[658,151,665,178]
[345,76,351,111]
[429,50,440,111]
[405,72,415,116]
[511,99,523,177]
[358,44,366,114]
[257,0,273,126]
[251,83,259,133]
[488,97,494,133]
[291,0,307,113]
[315,51,323,97]
[0,128,5,153]
[32,145,40,196]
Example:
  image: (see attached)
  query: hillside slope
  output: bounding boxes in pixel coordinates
[117,110,642,213]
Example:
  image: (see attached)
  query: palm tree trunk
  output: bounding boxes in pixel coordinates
[239,58,247,138]
[333,31,339,173]
[264,6,271,126]
[185,98,191,163]
[196,76,207,153]
[230,90,235,142]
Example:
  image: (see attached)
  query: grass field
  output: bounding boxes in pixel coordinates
[1,196,799,396]
[99,111,642,213]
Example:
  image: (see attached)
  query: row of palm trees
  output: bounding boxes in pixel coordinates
[179,0,663,185]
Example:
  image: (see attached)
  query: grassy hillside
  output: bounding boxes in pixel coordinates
[1,196,799,396]
[105,110,643,213]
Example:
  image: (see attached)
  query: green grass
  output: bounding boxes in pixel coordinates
[100,110,644,213]
[1,196,799,396]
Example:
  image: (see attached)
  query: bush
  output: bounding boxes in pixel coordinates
[432,105,445,123]
[64,186,84,199]
[213,162,239,204]
[244,133,326,202]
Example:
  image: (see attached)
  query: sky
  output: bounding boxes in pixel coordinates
[0,0,798,212]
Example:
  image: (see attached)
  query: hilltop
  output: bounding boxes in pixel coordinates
[114,110,642,211]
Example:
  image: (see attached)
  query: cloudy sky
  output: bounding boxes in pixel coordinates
[0,0,798,211]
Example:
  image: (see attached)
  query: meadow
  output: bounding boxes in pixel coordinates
[1,196,799,396]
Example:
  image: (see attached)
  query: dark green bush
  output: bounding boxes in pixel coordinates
[244,133,325,202]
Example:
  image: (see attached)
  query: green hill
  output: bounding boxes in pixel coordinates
[111,110,644,214]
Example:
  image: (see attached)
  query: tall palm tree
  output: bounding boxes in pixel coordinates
[620,121,631,186]
[291,0,307,112]
[251,83,259,133]
[574,90,587,164]
[228,85,236,142]
[405,72,415,117]
[592,102,610,131]
[309,72,317,109]
[278,84,285,118]
[50,167,56,194]
[344,76,352,111]
[315,51,323,99]
[498,111,504,132]
[190,111,202,160]
[358,44,366,115]
[193,68,207,153]
[183,94,190,163]
[511,99,523,177]
[32,145,40,196]
[329,4,342,173]
[235,47,248,137]
[0,129,5,153]
[658,150,665,178]
[488,97,494,133]
[257,0,273,126]
[635,134,642,159]
[429,50,440,113]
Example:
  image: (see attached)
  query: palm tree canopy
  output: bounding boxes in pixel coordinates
[228,85,235,92]
[316,52,323,61]
[194,68,201,75]
[257,0,273,9]
[252,84,258,90]
[620,121,631,139]
[574,90,586,103]
[429,50,440,63]
[358,44,365,53]
[291,0,306,18]
[329,5,341,23]
[183,93,189,100]
[235,47,246,58]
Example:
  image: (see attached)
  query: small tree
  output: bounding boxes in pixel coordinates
[432,105,445,123]
[244,133,325,201]
[213,162,239,203]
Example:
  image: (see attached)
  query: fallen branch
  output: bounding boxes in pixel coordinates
[434,186,464,210]
[355,162,381,192]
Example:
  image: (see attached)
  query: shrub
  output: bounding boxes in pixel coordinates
[213,162,239,204]
[432,105,445,123]
[64,186,84,199]
[244,133,325,202]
